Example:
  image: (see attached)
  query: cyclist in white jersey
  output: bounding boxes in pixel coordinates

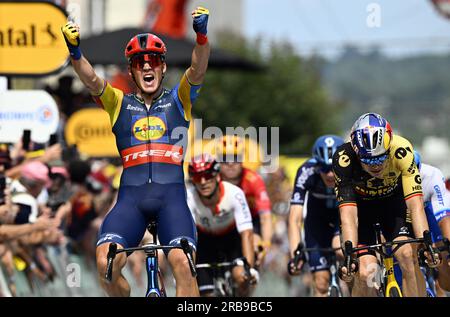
[414,151,450,292]
[186,153,258,296]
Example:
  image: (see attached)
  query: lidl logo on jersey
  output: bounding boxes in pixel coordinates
[132,114,168,144]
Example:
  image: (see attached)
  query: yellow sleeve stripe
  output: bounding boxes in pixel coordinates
[339,202,357,208]
[92,82,123,127]
[177,73,193,121]
[404,192,423,201]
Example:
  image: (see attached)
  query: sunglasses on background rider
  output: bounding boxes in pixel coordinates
[190,171,218,184]
[360,153,389,166]
[318,164,333,174]
[130,53,164,70]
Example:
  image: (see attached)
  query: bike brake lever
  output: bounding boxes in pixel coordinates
[423,230,440,267]
[293,242,305,267]
[180,238,197,278]
[105,242,117,282]
[344,240,353,274]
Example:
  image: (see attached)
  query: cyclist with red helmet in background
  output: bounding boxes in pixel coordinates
[216,135,273,269]
[61,7,210,297]
[333,113,439,296]
[187,154,258,296]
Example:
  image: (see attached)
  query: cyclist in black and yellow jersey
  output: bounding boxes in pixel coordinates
[333,113,439,297]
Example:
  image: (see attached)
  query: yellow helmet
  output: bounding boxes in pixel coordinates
[216,135,245,158]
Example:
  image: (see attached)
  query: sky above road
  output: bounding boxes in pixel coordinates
[244,0,450,58]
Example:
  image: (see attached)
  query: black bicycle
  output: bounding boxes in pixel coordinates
[195,257,254,297]
[342,223,439,297]
[291,243,343,297]
[105,221,197,297]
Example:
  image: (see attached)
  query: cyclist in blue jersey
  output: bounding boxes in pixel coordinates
[414,151,450,293]
[287,135,345,296]
[61,7,211,297]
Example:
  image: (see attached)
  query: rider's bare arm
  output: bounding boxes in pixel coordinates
[185,7,210,85]
[71,56,105,95]
[259,212,272,248]
[339,204,358,247]
[185,41,210,85]
[288,204,303,255]
[406,195,429,238]
[240,229,255,267]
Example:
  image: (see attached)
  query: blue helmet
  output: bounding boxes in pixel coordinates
[350,113,393,166]
[312,135,345,171]
[413,150,421,170]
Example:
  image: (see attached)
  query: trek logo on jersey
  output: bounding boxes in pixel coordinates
[121,144,183,168]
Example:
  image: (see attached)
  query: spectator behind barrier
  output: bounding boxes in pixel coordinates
[10,161,51,224]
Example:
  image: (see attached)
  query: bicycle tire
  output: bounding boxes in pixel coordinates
[388,287,401,297]
[328,286,340,297]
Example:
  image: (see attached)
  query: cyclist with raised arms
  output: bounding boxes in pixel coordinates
[414,151,450,293]
[287,135,345,296]
[61,7,211,296]
[187,154,258,296]
[333,113,438,297]
[216,135,272,268]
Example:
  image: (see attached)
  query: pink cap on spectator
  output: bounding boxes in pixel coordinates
[21,161,51,187]
[51,166,69,179]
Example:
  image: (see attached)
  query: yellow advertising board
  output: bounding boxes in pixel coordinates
[0,2,68,76]
[65,108,119,157]
[278,155,308,183]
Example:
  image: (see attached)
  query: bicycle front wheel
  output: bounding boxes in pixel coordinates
[388,287,401,297]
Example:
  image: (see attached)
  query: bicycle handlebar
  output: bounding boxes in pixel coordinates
[180,238,197,278]
[343,230,440,269]
[292,242,306,268]
[104,238,197,282]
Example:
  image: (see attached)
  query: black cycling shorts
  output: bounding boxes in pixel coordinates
[356,193,413,255]
[196,229,242,294]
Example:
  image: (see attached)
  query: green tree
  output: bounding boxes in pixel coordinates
[192,32,342,155]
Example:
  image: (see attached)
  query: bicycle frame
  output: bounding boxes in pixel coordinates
[195,258,252,297]
[196,262,235,297]
[105,222,196,298]
[144,246,165,297]
[343,224,435,297]
[293,244,343,297]
[328,252,343,297]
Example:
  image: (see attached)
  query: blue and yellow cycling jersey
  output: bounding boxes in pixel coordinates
[92,73,201,186]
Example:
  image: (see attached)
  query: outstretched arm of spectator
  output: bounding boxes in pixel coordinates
[0,216,58,242]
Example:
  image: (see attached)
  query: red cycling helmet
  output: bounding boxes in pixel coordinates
[189,153,220,182]
[124,33,167,60]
